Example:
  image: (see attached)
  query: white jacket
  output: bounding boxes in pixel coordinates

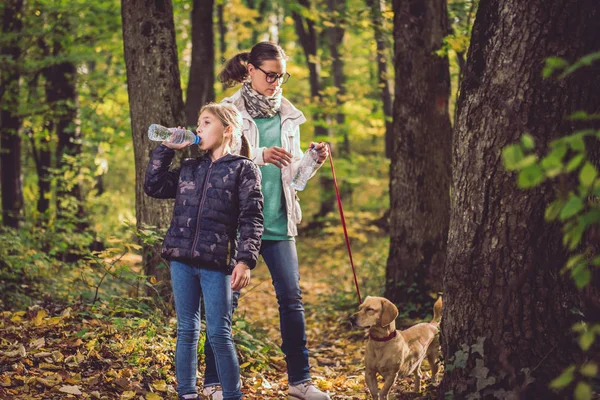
[222,90,322,236]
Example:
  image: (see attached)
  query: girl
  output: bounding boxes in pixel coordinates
[203,42,330,400]
[144,103,264,400]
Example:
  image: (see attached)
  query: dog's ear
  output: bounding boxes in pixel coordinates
[379,298,398,327]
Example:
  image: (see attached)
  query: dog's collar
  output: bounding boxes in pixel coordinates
[369,330,397,342]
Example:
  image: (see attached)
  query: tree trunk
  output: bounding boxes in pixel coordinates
[122,0,185,300]
[291,0,335,218]
[0,0,24,228]
[441,1,600,398]
[217,1,227,92]
[326,0,348,155]
[384,0,452,308]
[185,0,215,128]
[366,0,393,159]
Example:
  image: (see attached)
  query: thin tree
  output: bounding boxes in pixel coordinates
[441,0,600,397]
[122,0,185,298]
[185,0,215,129]
[0,0,24,228]
[384,0,452,306]
[365,0,393,158]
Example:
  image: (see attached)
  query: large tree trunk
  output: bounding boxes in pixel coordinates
[217,1,227,92]
[441,1,600,398]
[122,0,185,300]
[0,0,24,228]
[365,0,393,159]
[185,0,215,128]
[384,0,452,307]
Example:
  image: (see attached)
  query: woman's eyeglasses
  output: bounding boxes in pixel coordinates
[255,66,291,85]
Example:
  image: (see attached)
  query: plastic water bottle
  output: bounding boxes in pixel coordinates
[291,146,319,191]
[147,124,200,145]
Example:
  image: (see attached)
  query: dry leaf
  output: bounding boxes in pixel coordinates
[34,310,48,326]
[0,375,11,387]
[59,384,83,395]
[151,380,168,392]
[146,393,162,400]
[30,337,46,349]
[121,391,136,399]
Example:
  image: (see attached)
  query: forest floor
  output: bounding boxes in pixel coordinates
[0,227,442,399]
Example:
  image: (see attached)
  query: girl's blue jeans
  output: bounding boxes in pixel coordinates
[204,240,311,386]
[170,260,243,400]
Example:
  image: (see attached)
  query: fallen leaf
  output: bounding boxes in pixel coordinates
[146,393,162,400]
[34,310,48,326]
[151,380,168,392]
[59,385,83,395]
[121,391,136,399]
[0,375,11,387]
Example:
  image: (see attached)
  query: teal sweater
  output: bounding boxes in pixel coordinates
[255,114,293,241]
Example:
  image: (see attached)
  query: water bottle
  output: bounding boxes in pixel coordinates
[291,146,319,191]
[147,124,200,145]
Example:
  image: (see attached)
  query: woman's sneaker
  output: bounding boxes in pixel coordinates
[289,381,331,400]
[201,385,223,400]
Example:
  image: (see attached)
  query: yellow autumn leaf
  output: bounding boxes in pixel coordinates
[149,276,158,284]
[34,310,48,326]
[146,393,162,400]
[240,362,251,369]
[121,390,136,399]
[86,338,98,351]
[152,380,168,392]
[0,375,11,387]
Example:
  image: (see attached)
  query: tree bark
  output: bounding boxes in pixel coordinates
[441,0,600,398]
[365,0,393,158]
[122,0,185,300]
[0,0,24,228]
[185,0,215,128]
[384,0,452,308]
[326,0,348,155]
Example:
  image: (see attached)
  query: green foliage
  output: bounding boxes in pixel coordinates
[502,52,600,398]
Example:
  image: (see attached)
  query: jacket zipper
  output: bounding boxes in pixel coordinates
[191,161,213,255]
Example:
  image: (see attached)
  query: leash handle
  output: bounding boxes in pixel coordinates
[327,143,362,305]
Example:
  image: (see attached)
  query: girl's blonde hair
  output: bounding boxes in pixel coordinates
[199,102,250,158]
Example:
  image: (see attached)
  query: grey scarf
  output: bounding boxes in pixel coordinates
[240,81,282,119]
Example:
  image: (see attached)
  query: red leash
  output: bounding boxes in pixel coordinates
[327,144,362,305]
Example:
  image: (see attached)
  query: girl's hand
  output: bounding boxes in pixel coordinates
[311,142,329,164]
[264,146,292,168]
[161,126,192,149]
[231,262,251,290]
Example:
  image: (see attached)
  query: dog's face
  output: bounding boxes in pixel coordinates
[349,296,399,328]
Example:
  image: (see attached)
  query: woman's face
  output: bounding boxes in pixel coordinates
[248,58,287,97]
[196,111,230,152]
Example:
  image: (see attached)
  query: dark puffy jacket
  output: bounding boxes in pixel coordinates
[144,145,264,273]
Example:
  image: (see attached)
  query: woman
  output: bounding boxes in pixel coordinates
[202,42,330,400]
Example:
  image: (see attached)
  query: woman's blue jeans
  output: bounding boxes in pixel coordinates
[204,240,311,386]
[170,261,243,400]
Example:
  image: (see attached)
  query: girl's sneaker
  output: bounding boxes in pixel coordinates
[289,381,331,399]
[201,385,223,400]
[179,394,199,400]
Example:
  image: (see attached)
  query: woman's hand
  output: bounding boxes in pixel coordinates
[311,142,330,163]
[264,146,292,168]
[231,262,251,290]
[161,126,192,150]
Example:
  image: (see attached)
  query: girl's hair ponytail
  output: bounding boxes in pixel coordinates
[239,134,250,158]
[218,42,287,88]
[218,52,250,88]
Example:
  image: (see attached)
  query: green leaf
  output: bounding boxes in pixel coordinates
[541,144,567,170]
[574,381,592,400]
[592,256,600,266]
[550,365,575,389]
[520,134,535,150]
[517,165,544,188]
[572,263,591,289]
[568,135,586,152]
[545,199,565,221]
[566,154,585,172]
[579,163,597,187]
[502,145,525,171]
[543,57,568,78]
[579,329,595,351]
[559,196,584,220]
[566,254,587,270]
[580,362,598,377]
